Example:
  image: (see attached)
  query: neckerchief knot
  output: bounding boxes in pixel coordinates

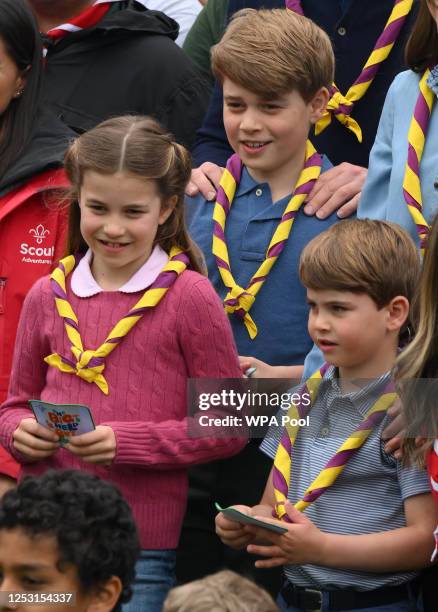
[223,286,257,338]
[45,247,189,394]
[316,87,363,142]
[286,0,414,142]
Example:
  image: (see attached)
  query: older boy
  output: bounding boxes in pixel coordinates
[180,7,340,588]
[0,470,140,612]
[216,220,437,611]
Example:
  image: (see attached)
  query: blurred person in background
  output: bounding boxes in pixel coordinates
[0,0,73,489]
[27,0,208,148]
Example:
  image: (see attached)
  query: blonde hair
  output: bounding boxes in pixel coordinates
[64,115,205,274]
[211,8,334,101]
[163,570,279,612]
[396,215,438,465]
[299,220,419,311]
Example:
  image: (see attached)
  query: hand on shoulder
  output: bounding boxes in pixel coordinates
[304,163,367,219]
[185,162,224,200]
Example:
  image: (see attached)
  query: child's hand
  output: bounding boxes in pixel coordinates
[13,417,60,461]
[245,502,325,567]
[215,505,256,550]
[65,425,116,465]
[239,356,279,378]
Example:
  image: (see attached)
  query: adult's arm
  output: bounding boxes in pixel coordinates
[357,77,396,219]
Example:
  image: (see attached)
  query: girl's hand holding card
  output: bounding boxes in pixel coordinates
[13,417,60,462]
[66,425,116,465]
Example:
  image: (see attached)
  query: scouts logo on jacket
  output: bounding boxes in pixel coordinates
[20,224,55,264]
[29,224,50,244]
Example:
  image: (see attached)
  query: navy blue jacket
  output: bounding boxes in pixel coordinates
[192,0,418,168]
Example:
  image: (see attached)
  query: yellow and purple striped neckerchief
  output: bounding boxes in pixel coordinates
[212,140,322,339]
[272,365,397,520]
[402,69,435,256]
[44,247,189,395]
[286,0,414,141]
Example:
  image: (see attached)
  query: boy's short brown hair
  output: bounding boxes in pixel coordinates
[299,220,420,308]
[211,8,334,101]
[163,570,278,612]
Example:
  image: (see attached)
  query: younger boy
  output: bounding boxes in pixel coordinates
[0,470,140,612]
[180,8,341,587]
[216,220,437,611]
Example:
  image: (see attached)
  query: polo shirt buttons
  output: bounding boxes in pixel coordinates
[255,188,263,197]
[337,26,347,36]
[320,426,330,437]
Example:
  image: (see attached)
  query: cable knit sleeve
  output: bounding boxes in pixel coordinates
[0,278,51,462]
[109,275,247,469]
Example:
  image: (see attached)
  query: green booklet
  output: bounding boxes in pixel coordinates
[215,502,288,534]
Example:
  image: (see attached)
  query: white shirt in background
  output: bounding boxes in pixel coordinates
[144,1,203,46]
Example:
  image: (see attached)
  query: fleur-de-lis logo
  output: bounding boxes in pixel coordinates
[29,224,50,244]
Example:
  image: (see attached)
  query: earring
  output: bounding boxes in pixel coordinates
[14,89,24,98]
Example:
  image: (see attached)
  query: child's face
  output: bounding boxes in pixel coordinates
[0,528,94,611]
[79,171,174,284]
[222,78,324,184]
[307,288,394,378]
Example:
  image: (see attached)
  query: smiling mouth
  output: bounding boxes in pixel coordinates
[241,141,271,150]
[98,240,130,248]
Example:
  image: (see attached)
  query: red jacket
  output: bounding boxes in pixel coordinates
[0,169,69,478]
[0,168,69,403]
[0,109,72,479]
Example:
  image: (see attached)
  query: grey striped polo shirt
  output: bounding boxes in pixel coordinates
[260,367,431,591]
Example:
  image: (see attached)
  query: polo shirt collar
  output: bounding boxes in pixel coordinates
[235,154,332,199]
[235,166,267,197]
[322,365,391,418]
[71,245,168,297]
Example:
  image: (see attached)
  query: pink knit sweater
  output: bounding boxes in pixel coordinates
[0,270,245,548]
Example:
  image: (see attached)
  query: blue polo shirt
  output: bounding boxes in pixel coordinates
[186,156,339,366]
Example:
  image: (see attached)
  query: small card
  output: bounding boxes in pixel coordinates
[29,399,95,446]
[215,502,288,534]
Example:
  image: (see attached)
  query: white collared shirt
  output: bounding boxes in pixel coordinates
[71,245,169,297]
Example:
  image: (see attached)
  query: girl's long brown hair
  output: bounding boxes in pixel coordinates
[396,215,438,465]
[64,115,206,274]
[405,0,438,72]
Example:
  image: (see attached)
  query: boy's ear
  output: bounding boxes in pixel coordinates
[159,194,178,225]
[308,86,330,124]
[385,296,410,332]
[86,576,122,612]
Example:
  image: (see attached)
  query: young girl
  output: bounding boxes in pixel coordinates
[358,0,438,252]
[396,214,438,559]
[0,116,244,612]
